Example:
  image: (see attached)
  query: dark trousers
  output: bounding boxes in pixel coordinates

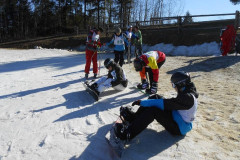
[114,50,124,67]
[135,44,142,57]
[127,106,181,139]
[125,44,132,59]
[127,94,181,139]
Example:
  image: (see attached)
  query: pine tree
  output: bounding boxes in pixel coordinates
[183,11,193,25]
[230,0,240,5]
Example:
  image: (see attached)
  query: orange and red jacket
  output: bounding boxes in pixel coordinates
[139,51,166,82]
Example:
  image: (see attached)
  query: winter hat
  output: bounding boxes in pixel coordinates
[115,27,121,34]
[127,25,133,30]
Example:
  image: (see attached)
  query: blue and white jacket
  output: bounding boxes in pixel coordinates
[107,33,129,52]
[140,82,199,135]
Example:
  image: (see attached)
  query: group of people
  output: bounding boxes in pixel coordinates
[84,26,199,143]
[84,25,142,79]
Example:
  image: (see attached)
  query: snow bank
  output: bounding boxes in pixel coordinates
[76,41,221,56]
[143,42,221,56]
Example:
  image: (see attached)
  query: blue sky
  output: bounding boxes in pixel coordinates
[183,0,239,21]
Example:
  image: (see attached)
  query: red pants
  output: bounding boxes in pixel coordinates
[85,49,98,74]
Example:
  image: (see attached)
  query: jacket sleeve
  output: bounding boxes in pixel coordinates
[163,94,194,110]
[111,66,124,86]
[140,99,164,110]
[140,93,194,111]
[107,38,114,46]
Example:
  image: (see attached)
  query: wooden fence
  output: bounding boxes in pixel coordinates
[104,10,240,35]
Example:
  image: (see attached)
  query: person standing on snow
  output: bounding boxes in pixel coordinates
[133,26,143,57]
[125,25,133,60]
[85,27,104,79]
[106,27,129,67]
[89,58,128,96]
[114,71,199,141]
[124,25,138,63]
[133,50,166,94]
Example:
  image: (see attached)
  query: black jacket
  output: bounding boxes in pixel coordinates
[107,63,128,87]
[164,82,199,110]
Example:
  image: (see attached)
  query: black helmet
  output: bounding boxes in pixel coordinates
[104,58,114,69]
[133,58,144,71]
[115,27,121,34]
[171,71,191,88]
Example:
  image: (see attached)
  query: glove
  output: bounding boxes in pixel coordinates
[120,106,135,122]
[132,100,141,106]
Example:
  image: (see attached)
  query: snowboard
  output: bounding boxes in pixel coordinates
[82,81,99,101]
[105,117,127,158]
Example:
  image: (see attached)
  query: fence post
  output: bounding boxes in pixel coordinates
[234,10,239,30]
[177,16,182,34]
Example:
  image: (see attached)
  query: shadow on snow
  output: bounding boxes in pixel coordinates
[167,56,240,74]
[53,88,146,122]
[0,78,84,99]
[70,125,184,160]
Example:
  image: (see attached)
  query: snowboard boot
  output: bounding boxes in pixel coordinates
[85,73,89,79]
[137,79,149,89]
[145,88,153,94]
[114,123,131,141]
[120,106,135,124]
[89,83,100,96]
[89,83,97,90]
[93,73,97,79]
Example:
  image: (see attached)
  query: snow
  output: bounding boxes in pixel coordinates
[0,42,239,160]
[144,42,221,56]
[75,41,222,56]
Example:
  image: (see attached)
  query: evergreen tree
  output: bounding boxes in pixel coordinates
[230,0,240,5]
[183,11,193,25]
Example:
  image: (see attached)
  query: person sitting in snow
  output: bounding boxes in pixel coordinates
[114,71,199,141]
[89,58,128,95]
[133,50,166,94]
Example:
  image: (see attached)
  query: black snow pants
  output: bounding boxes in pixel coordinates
[126,95,181,139]
[114,50,124,67]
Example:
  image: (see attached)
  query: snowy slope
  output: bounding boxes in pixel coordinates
[0,47,239,160]
[0,49,150,160]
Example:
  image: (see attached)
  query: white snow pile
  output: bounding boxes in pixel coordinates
[75,41,221,56]
[143,41,221,56]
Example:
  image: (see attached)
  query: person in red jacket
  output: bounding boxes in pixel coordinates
[133,51,166,94]
[85,27,104,79]
[220,25,236,56]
